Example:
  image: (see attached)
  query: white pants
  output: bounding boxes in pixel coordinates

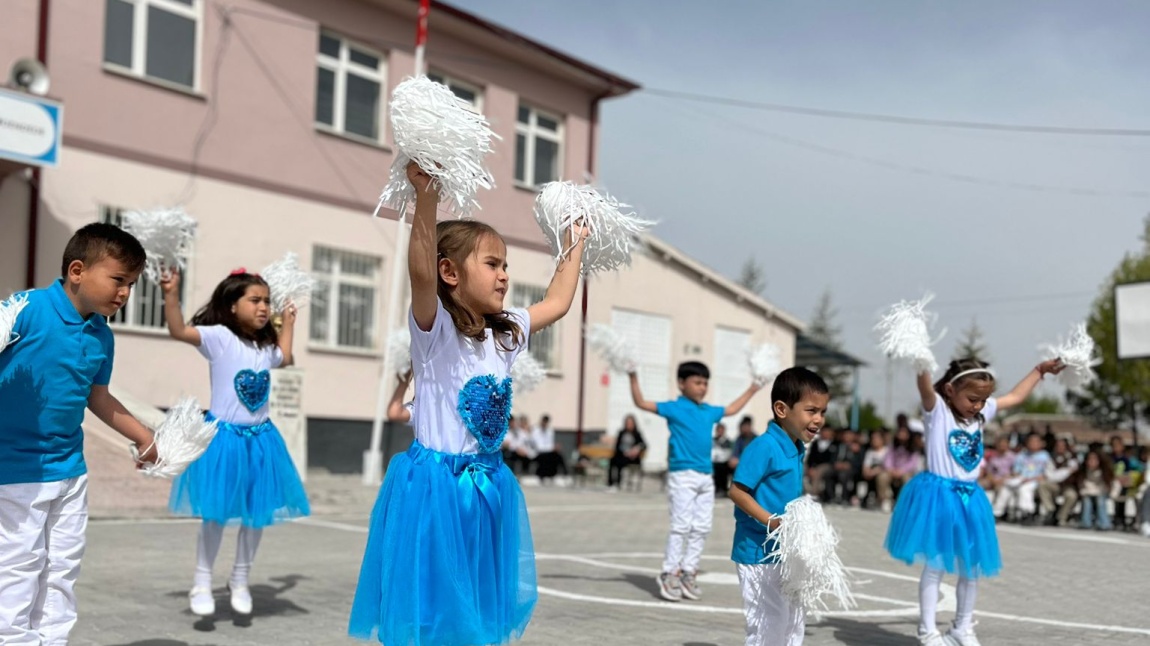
[663,470,714,574]
[994,477,1039,516]
[0,476,88,646]
[737,564,805,646]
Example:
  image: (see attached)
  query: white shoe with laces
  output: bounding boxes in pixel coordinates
[189,586,215,616]
[229,583,253,615]
[945,623,982,646]
[918,630,947,646]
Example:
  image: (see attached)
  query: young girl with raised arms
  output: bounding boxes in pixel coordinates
[884,357,1064,646]
[348,162,587,645]
[161,269,310,617]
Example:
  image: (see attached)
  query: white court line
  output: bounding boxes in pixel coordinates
[257,520,1150,636]
[997,524,1148,547]
[974,610,1150,637]
[295,517,368,533]
[528,504,667,513]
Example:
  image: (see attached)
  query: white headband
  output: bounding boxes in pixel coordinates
[948,367,996,384]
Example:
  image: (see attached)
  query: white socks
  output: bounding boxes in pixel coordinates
[919,566,978,635]
[193,521,264,589]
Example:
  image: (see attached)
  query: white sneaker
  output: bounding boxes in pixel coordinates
[1140,521,1150,538]
[918,630,947,646]
[881,499,893,513]
[189,586,215,616]
[657,572,682,602]
[229,583,252,615]
[945,624,982,646]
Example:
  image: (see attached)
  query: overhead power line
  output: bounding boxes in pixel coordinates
[644,88,1150,138]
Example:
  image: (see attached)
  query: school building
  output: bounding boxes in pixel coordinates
[1,0,862,477]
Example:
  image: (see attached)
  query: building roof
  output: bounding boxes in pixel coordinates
[795,334,867,368]
[639,234,805,332]
[424,1,641,96]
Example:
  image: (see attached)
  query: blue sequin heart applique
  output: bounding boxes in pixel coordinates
[457,375,513,453]
[948,429,983,472]
[234,369,271,412]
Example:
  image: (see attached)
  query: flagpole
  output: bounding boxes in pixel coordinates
[363,0,431,485]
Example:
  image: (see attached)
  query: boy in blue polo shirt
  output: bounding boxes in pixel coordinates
[729,367,829,646]
[629,360,761,602]
[0,223,158,644]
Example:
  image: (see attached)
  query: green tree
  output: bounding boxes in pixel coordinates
[1068,214,1150,428]
[806,287,852,404]
[736,255,767,297]
[856,400,886,431]
[953,316,990,364]
[1019,394,1062,415]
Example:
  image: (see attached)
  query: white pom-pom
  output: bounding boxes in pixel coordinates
[585,324,637,374]
[375,76,498,218]
[260,252,316,315]
[0,293,29,355]
[748,343,784,387]
[133,397,218,479]
[875,294,946,375]
[763,496,855,611]
[120,207,197,283]
[1041,323,1101,390]
[511,352,547,393]
[534,181,653,275]
[386,329,412,376]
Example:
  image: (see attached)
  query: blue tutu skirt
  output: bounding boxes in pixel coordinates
[349,440,537,645]
[169,414,310,528]
[884,471,1001,579]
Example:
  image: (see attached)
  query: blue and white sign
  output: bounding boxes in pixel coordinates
[0,87,63,168]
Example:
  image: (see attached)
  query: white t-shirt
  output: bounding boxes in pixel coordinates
[533,425,556,453]
[409,299,530,454]
[196,325,284,425]
[923,397,998,482]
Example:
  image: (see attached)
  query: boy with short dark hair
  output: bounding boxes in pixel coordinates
[630,360,761,602]
[729,367,830,645]
[0,222,158,643]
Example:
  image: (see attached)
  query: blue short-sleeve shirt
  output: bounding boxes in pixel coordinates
[0,279,116,484]
[656,396,725,473]
[730,421,805,564]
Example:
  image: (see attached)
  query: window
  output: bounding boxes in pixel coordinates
[515,104,563,187]
[511,283,558,370]
[99,206,186,329]
[712,327,752,429]
[427,71,482,112]
[315,31,386,142]
[103,0,201,90]
[310,247,381,349]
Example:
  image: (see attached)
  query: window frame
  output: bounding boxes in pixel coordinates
[102,0,203,92]
[308,245,383,352]
[514,103,564,189]
[314,30,388,145]
[99,205,190,333]
[510,283,560,372]
[427,70,484,113]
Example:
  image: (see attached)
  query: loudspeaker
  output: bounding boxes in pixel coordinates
[8,58,50,96]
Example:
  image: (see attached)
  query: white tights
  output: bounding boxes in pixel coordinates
[918,566,977,635]
[193,521,263,590]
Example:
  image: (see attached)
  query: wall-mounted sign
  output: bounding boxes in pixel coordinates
[0,87,62,168]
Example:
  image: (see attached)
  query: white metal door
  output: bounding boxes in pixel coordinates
[605,309,673,471]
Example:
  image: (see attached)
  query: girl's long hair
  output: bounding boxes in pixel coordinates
[934,358,996,423]
[190,272,279,348]
[436,220,524,351]
[1071,449,1114,489]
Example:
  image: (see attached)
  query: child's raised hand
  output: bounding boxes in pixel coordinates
[406,160,438,199]
[1037,358,1067,378]
[159,268,180,295]
[282,301,298,327]
[566,218,592,247]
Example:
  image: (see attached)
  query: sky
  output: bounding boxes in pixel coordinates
[450,0,1150,420]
